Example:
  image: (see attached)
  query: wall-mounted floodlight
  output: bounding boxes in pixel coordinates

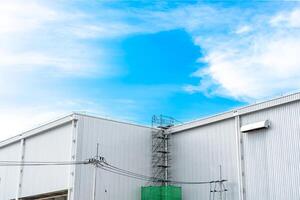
[241,120,270,133]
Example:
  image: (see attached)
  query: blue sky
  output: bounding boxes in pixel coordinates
[1,0,300,140]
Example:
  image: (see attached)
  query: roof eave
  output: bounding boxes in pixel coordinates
[170,92,300,134]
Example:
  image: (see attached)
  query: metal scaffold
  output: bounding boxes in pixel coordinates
[151,115,179,186]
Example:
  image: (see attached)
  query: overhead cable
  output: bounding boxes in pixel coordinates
[97,160,227,185]
[0,160,89,166]
[0,159,227,185]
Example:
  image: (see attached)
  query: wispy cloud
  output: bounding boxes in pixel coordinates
[3,1,299,101]
[0,107,65,141]
[235,25,252,34]
[0,0,112,78]
[184,6,300,101]
[0,1,57,34]
[1,0,300,140]
[0,1,233,78]
[270,8,300,28]
[0,99,109,141]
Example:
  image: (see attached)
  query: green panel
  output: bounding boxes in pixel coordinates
[141,186,182,200]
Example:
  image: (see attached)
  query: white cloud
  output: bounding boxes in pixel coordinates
[186,13,300,100]
[0,99,110,141]
[0,1,57,34]
[0,50,105,76]
[0,0,179,141]
[2,0,300,141]
[183,6,300,101]
[270,8,300,28]
[0,107,65,141]
[0,1,227,77]
[66,4,220,39]
[71,23,139,39]
[235,25,252,34]
[0,0,112,77]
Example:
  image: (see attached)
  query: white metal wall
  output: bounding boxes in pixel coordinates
[0,142,20,200]
[21,123,73,197]
[1,95,300,200]
[170,118,240,200]
[73,115,152,200]
[241,101,300,200]
[0,122,73,200]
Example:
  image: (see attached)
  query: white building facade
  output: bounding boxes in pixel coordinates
[1,92,300,200]
[0,114,153,200]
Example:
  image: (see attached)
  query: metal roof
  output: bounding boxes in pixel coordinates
[170,92,300,133]
[0,112,153,148]
[0,114,75,148]
[73,112,152,129]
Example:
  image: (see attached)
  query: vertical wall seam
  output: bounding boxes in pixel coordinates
[68,117,79,200]
[15,139,25,200]
[235,115,246,200]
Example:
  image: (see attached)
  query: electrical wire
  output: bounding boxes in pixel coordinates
[0,160,89,166]
[0,160,87,163]
[99,161,227,185]
[0,159,150,176]
[102,161,162,181]
[96,160,158,182]
[0,159,227,185]
[170,180,228,185]
[99,166,154,182]
[170,180,215,185]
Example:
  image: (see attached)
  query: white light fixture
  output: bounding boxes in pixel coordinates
[241,120,270,133]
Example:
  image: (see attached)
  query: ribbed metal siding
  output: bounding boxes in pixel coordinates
[73,115,152,200]
[0,142,20,200]
[170,118,239,200]
[172,92,300,133]
[21,123,73,197]
[239,92,300,116]
[241,100,300,200]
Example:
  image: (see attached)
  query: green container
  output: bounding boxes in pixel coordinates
[141,186,182,200]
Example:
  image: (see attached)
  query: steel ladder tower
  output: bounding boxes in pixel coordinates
[151,115,175,186]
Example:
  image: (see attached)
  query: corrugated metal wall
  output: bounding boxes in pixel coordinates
[170,118,240,200]
[170,99,300,200]
[241,100,300,200]
[73,115,153,200]
[0,142,20,200]
[0,122,73,200]
[1,95,300,200]
[21,123,73,197]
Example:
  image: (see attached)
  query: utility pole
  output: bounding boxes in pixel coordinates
[92,143,99,200]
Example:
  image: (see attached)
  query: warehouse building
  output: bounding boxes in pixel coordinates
[1,92,300,200]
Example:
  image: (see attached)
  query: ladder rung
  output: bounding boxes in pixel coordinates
[157,150,170,153]
[156,165,170,168]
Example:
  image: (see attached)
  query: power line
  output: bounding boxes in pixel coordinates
[99,166,154,182]
[91,158,158,182]
[97,160,227,185]
[0,160,89,166]
[0,159,228,185]
[103,161,162,181]
[170,180,228,185]
[0,161,87,163]
[100,163,227,185]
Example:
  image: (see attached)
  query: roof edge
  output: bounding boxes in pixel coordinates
[0,114,75,148]
[0,112,154,148]
[2,91,300,146]
[73,112,153,129]
[171,91,300,133]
